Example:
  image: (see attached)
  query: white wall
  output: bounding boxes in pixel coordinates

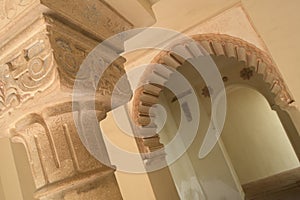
[221,86,299,184]
[100,110,157,200]
[159,90,243,199]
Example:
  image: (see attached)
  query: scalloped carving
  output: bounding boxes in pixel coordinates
[132,34,295,157]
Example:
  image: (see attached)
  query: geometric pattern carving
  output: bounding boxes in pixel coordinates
[48,19,129,98]
[52,36,88,89]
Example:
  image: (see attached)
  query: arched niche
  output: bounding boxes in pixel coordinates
[225,84,299,170]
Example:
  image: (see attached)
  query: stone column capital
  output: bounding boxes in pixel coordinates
[0,10,132,135]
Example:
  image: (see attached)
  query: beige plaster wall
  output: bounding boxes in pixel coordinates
[242,0,300,106]
[0,138,23,200]
[152,0,239,31]
[159,91,243,199]
[0,177,6,200]
[221,86,299,184]
[100,111,157,200]
[11,143,36,200]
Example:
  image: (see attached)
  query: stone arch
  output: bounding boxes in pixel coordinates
[131,33,300,161]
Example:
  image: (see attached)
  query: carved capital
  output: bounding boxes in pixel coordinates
[0,15,132,132]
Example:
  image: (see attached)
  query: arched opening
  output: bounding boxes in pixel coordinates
[221,86,299,198]
[222,86,299,184]
[132,34,300,199]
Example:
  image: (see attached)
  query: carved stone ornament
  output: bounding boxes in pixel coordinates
[0,33,56,117]
[240,67,254,80]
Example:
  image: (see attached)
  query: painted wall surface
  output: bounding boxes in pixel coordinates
[152,0,239,31]
[242,0,300,105]
[0,178,6,200]
[11,143,36,200]
[0,138,23,200]
[221,87,299,184]
[100,111,157,200]
[159,91,243,199]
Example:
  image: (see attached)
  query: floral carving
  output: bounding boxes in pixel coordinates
[240,67,253,80]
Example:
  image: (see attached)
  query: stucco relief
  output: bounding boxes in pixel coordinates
[0,36,56,117]
[50,29,129,97]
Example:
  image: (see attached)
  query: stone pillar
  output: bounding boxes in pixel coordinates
[273,105,300,161]
[0,0,133,199]
[11,103,122,200]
